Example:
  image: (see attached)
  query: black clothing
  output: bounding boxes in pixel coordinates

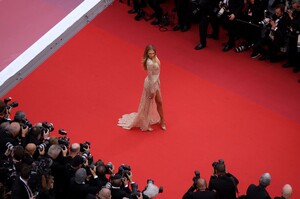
[196,0,212,46]
[148,0,163,21]
[252,13,288,62]
[11,177,33,199]
[210,0,244,46]
[111,187,131,199]
[285,10,300,70]
[183,186,217,199]
[240,0,268,44]
[246,184,271,199]
[69,177,102,199]
[174,0,190,28]
[0,128,19,155]
[209,174,238,199]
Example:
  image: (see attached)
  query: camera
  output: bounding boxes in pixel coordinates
[6,142,14,151]
[21,118,32,129]
[118,164,131,178]
[258,10,272,27]
[217,2,228,17]
[131,183,141,199]
[95,160,113,174]
[58,128,70,148]
[235,43,254,53]
[4,97,19,110]
[189,0,201,16]
[42,122,54,133]
[193,170,200,187]
[37,139,51,151]
[80,141,91,152]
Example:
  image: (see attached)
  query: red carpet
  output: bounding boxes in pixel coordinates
[4,2,300,198]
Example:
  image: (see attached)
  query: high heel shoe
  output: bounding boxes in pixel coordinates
[147,127,154,132]
[161,123,166,131]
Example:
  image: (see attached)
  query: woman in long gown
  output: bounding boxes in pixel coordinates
[118,44,166,131]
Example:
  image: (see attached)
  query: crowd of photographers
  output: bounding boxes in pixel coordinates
[182,160,293,199]
[0,98,295,199]
[126,0,300,83]
[0,98,163,199]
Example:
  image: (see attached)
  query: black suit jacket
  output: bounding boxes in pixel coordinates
[246,184,271,199]
[11,177,32,199]
[183,186,217,199]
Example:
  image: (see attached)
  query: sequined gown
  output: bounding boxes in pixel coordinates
[118,58,161,131]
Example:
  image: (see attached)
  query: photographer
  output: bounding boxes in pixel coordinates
[194,0,219,50]
[245,173,272,199]
[0,122,28,155]
[235,0,268,53]
[183,177,217,199]
[69,167,102,199]
[282,0,300,73]
[47,144,68,199]
[209,0,245,51]
[208,161,239,199]
[251,4,289,62]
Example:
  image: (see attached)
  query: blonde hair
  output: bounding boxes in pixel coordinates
[142,44,156,70]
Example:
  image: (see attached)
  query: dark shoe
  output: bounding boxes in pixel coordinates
[222,44,234,52]
[128,9,138,14]
[282,63,293,68]
[250,51,261,58]
[181,25,190,32]
[194,44,206,50]
[134,9,145,21]
[173,24,181,31]
[258,55,267,61]
[151,18,161,25]
[293,67,300,73]
[207,33,219,40]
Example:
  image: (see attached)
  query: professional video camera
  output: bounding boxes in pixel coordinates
[143,179,163,198]
[57,128,70,148]
[118,164,131,178]
[217,2,228,17]
[193,170,200,187]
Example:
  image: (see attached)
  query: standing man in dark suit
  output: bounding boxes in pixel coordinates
[173,0,191,32]
[11,164,35,199]
[209,0,245,51]
[195,0,220,50]
[183,178,217,199]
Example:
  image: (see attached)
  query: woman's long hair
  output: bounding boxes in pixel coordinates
[142,44,156,70]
